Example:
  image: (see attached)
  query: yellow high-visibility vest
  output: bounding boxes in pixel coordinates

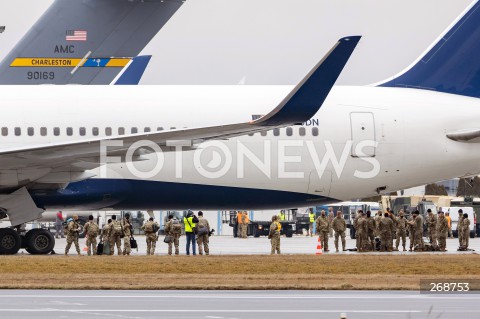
[183,216,196,232]
[309,213,315,222]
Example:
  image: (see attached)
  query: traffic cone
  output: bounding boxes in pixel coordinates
[82,246,88,252]
[316,237,323,255]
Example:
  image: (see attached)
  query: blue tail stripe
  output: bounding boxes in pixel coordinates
[115,55,152,85]
[380,1,480,98]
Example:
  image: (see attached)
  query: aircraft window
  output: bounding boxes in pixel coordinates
[92,127,99,136]
[131,127,138,134]
[41,127,47,136]
[144,127,151,133]
[312,127,319,136]
[286,127,293,136]
[28,127,34,136]
[53,127,60,136]
[299,127,306,136]
[261,131,267,137]
[157,127,164,131]
[170,127,176,130]
[1,127,8,136]
[66,127,73,136]
[273,128,280,136]
[248,133,254,136]
[118,127,125,135]
[15,127,21,136]
[79,127,86,136]
[105,127,112,136]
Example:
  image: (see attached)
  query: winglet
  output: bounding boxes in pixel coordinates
[252,36,361,126]
[114,55,152,85]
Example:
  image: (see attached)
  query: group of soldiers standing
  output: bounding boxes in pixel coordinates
[64,211,211,256]
[313,207,472,253]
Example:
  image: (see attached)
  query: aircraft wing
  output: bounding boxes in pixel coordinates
[0,36,360,185]
[0,0,183,84]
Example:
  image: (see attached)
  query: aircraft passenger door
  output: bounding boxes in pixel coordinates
[350,112,375,157]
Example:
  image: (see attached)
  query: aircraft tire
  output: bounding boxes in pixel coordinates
[0,228,21,255]
[25,229,55,254]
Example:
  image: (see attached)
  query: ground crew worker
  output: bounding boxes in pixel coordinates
[445,212,453,238]
[328,207,334,238]
[356,212,368,252]
[65,214,82,256]
[436,211,448,252]
[241,211,249,238]
[315,210,330,252]
[269,215,281,254]
[461,213,471,249]
[237,211,244,238]
[365,211,376,251]
[279,210,286,221]
[196,211,211,255]
[164,215,181,255]
[84,215,99,256]
[141,217,159,255]
[426,209,437,246]
[411,210,424,251]
[55,211,65,239]
[395,211,407,251]
[307,208,315,237]
[332,210,346,252]
[407,212,415,251]
[184,211,199,255]
[457,209,464,246]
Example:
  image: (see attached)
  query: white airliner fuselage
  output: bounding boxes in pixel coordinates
[3,85,479,210]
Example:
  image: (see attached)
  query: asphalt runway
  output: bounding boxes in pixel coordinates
[48,234,479,256]
[0,290,479,319]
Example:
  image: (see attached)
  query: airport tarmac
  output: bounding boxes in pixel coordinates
[0,290,479,319]
[47,234,479,256]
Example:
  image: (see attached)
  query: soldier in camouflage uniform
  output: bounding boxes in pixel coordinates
[141,217,159,255]
[365,211,376,251]
[407,212,415,251]
[241,211,249,238]
[461,213,471,249]
[106,215,123,255]
[356,212,368,252]
[122,213,133,255]
[84,215,99,256]
[411,211,424,251]
[164,215,181,255]
[395,211,407,251]
[374,211,383,238]
[328,207,334,238]
[315,210,330,252]
[380,213,394,251]
[269,215,281,254]
[457,209,464,246]
[426,209,437,246]
[436,211,448,251]
[196,211,211,255]
[65,214,82,256]
[332,210,346,252]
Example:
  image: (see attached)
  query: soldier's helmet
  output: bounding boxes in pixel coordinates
[72,214,79,220]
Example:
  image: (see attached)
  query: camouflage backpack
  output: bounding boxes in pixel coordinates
[112,220,122,236]
[88,222,99,237]
[172,219,182,234]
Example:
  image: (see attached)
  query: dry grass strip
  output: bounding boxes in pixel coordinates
[1,254,479,290]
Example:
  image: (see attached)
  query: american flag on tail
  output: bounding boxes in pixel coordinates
[66,30,87,41]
